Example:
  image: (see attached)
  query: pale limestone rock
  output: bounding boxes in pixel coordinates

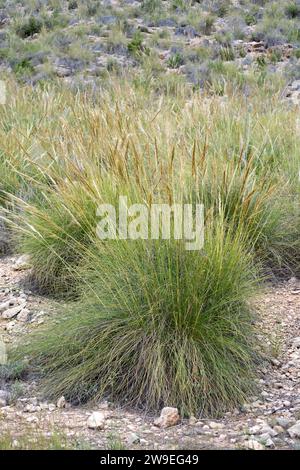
[154,407,180,428]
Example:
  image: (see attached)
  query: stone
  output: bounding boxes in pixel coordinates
[127,433,140,445]
[292,337,300,349]
[54,66,71,77]
[273,425,284,434]
[0,300,12,313]
[291,80,300,91]
[287,421,300,439]
[0,390,10,402]
[0,398,7,407]
[260,433,275,447]
[209,421,225,430]
[87,411,106,430]
[16,308,30,322]
[0,340,7,364]
[154,407,180,428]
[260,424,277,437]
[248,424,261,435]
[57,396,66,408]
[245,439,265,450]
[189,415,197,425]
[2,304,25,319]
[13,254,31,271]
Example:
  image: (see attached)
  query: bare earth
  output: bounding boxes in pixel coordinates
[1,255,300,450]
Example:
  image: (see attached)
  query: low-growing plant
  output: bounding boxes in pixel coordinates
[0,361,28,382]
[12,58,35,77]
[141,0,162,15]
[128,31,149,56]
[167,52,184,68]
[0,428,88,450]
[245,13,257,26]
[285,2,300,19]
[219,46,235,61]
[16,17,43,39]
[200,15,215,35]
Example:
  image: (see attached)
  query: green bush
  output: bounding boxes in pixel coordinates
[219,46,235,61]
[167,52,184,69]
[16,17,43,39]
[285,2,300,19]
[128,31,149,57]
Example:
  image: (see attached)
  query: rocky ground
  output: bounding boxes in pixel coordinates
[0,1,300,102]
[1,254,300,450]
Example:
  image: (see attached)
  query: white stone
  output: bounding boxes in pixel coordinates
[0,398,7,407]
[245,439,265,450]
[87,411,106,430]
[287,421,300,439]
[127,433,140,445]
[16,308,30,322]
[209,421,225,430]
[14,254,31,271]
[57,396,66,408]
[2,303,26,319]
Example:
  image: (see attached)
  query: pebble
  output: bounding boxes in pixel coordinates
[87,411,106,430]
[154,407,180,429]
[287,422,300,439]
[245,439,265,450]
[127,433,140,445]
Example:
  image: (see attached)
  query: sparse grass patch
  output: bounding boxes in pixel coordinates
[15,17,43,39]
[0,428,89,450]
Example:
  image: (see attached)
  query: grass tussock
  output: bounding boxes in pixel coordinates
[15,219,260,416]
[1,76,300,415]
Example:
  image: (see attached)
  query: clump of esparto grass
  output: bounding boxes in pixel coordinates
[14,215,260,416]
[15,17,43,39]
[10,179,99,297]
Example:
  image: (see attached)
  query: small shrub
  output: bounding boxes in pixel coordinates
[12,58,35,77]
[68,0,78,10]
[128,31,149,56]
[200,15,215,35]
[285,2,300,19]
[293,48,300,58]
[0,361,28,382]
[16,17,43,39]
[219,46,235,61]
[245,13,257,26]
[269,49,283,64]
[167,52,184,68]
[256,55,267,68]
[141,0,162,15]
